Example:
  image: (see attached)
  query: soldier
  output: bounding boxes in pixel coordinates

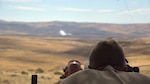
[61,39,150,84]
[60,60,82,79]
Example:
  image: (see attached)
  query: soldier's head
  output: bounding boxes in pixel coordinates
[88,39,125,71]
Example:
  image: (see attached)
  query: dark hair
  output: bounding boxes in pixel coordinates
[89,39,125,70]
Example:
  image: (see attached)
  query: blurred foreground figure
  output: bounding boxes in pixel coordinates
[125,59,140,72]
[60,60,82,79]
[61,39,150,84]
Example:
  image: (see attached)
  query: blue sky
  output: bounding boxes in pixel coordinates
[0,0,150,23]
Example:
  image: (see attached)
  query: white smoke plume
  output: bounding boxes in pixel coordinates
[59,30,72,36]
[59,30,67,36]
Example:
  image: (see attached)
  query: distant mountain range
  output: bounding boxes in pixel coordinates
[0,20,150,38]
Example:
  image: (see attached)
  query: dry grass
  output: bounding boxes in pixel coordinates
[0,36,150,84]
[0,36,88,84]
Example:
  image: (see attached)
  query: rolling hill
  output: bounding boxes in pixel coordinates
[0,20,150,38]
[0,36,150,84]
[0,20,150,84]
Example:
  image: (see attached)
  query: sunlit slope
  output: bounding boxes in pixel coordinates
[0,36,150,76]
[0,36,88,71]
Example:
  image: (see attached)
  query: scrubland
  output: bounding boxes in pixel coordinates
[0,36,150,84]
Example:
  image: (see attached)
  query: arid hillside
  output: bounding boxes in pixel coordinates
[0,20,150,38]
[0,36,150,84]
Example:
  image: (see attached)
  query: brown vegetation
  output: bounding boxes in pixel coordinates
[0,36,150,84]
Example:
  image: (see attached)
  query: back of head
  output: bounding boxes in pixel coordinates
[67,60,82,75]
[89,39,125,70]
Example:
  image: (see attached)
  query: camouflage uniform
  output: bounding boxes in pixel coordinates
[61,66,150,84]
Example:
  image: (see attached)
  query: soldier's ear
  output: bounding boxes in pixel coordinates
[88,65,91,69]
[123,66,128,72]
[88,65,94,69]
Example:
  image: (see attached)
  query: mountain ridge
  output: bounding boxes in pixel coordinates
[0,20,150,38]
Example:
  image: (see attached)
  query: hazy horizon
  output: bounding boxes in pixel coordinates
[0,0,150,24]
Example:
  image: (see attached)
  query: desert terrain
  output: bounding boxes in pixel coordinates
[0,36,150,84]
